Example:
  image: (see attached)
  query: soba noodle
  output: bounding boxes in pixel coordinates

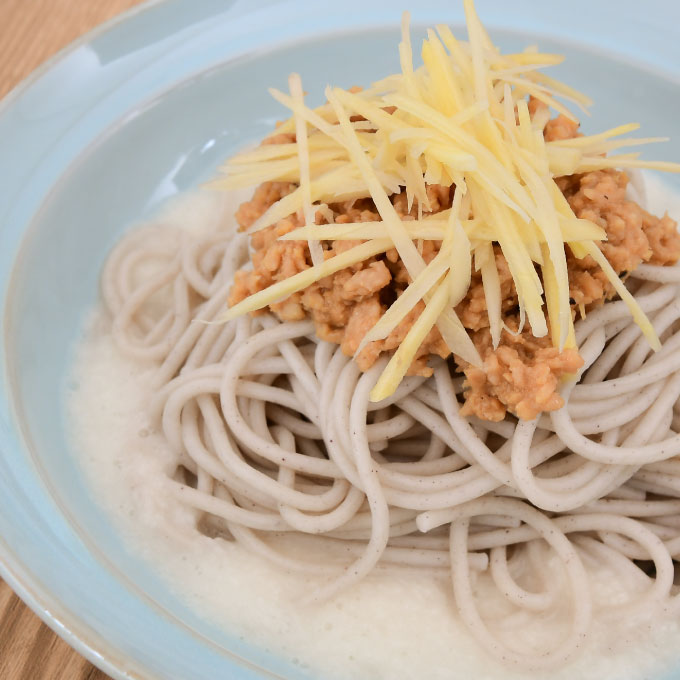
[96,176,680,670]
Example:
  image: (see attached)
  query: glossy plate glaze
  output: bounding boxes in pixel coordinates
[1,1,680,678]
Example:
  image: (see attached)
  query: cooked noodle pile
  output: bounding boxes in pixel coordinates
[102,198,680,670]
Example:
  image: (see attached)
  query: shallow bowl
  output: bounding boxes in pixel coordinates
[2,1,680,678]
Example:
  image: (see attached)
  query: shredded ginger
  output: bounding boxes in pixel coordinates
[213,0,680,402]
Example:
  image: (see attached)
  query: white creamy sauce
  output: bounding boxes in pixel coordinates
[68,173,680,680]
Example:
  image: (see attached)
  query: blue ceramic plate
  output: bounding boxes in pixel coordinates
[2,1,680,678]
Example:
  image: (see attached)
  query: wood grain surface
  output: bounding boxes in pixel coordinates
[0,3,147,677]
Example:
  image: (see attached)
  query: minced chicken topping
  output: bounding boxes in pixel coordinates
[229,103,680,422]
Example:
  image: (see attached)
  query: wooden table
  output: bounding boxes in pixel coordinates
[0,3,147,676]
